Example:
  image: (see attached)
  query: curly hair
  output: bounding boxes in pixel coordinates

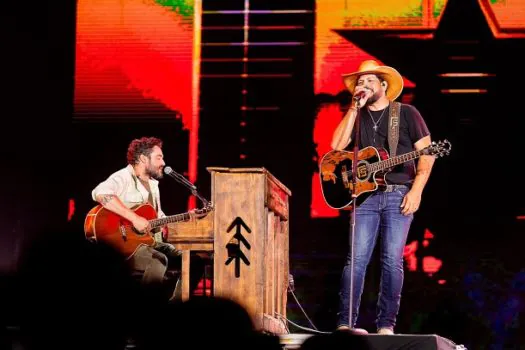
[126,137,163,165]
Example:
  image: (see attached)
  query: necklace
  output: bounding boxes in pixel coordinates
[367,106,388,132]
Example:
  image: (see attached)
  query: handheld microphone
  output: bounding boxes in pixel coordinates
[353,89,370,101]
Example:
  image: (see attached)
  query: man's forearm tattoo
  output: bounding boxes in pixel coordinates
[101,194,116,205]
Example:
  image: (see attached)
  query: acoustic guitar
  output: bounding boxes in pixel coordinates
[319,140,451,209]
[84,203,213,258]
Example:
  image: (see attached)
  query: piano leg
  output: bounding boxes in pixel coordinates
[182,250,191,301]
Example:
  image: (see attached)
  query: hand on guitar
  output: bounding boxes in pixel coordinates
[131,215,151,233]
[400,189,422,216]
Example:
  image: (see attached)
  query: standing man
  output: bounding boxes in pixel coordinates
[331,60,435,334]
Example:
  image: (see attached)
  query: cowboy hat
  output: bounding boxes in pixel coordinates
[342,60,403,101]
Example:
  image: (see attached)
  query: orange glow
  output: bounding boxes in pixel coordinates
[404,240,418,256]
[68,199,75,222]
[478,0,525,38]
[402,236,445,278]
[438,73,495,77]
[75,0,195,125]
[406,253,418,272]
[194,278,212,296]
[441,89,488,94]
[311,103,349,217]
[188,0,202,210]
[318,0,447,30]
[75,1,201,211]
[404,241,418,272]
[314,0,431,96]
[423,256,442,276]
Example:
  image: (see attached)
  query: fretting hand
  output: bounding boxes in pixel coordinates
[132,215,151,233]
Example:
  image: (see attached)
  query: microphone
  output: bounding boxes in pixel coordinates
[164,166,210,207]
[163,166,196,190]
[353,88,371,101]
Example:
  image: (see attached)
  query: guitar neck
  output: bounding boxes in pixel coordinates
[369,149,426,173]
[149,212,192,229]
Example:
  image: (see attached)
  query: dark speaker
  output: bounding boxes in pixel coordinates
[365,334,463,350]
[279,333,465,350]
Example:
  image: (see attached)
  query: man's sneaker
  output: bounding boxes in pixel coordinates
[335,325,369,335]
[377,327,394,335]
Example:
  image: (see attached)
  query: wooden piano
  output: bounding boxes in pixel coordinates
[166,167,291,335]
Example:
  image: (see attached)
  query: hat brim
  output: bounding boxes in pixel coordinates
[342,66,404,101]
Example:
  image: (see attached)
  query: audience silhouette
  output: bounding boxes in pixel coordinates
[3,228,283,350]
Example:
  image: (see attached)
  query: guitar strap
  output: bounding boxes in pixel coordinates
[387,101,401,157]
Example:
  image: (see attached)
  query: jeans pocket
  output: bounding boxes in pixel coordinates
[395,186,410,196]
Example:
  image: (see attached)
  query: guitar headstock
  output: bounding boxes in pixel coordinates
[191,202,214,219]
[425,139,451,158]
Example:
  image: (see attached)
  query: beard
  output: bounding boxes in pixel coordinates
[146,165,163,180]
[365,90,381,105]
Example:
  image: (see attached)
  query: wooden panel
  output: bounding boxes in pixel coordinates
[211,171,266,328]
[171,243,213,252]
[266,177,290,220]
[280,217,289,317]
[167,212,214,243]
[266,211,275,315]
[181,250,190,301]
[274,216,281,314]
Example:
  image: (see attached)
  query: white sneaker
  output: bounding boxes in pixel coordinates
[351,328,369,335]
[377,327,394,335]
[336,325,369,335]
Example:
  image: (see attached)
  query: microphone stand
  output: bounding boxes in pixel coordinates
[165,172,212,299]
[348,96,362,331]
[170,172,210,208]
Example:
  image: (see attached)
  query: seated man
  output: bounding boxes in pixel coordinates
[89,136,204,301]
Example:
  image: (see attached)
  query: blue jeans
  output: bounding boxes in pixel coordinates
[337,185,413,330]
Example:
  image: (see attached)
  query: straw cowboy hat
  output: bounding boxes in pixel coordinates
[342,60,404,101]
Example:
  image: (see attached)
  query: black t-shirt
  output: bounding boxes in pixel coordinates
[348,103,430,185]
